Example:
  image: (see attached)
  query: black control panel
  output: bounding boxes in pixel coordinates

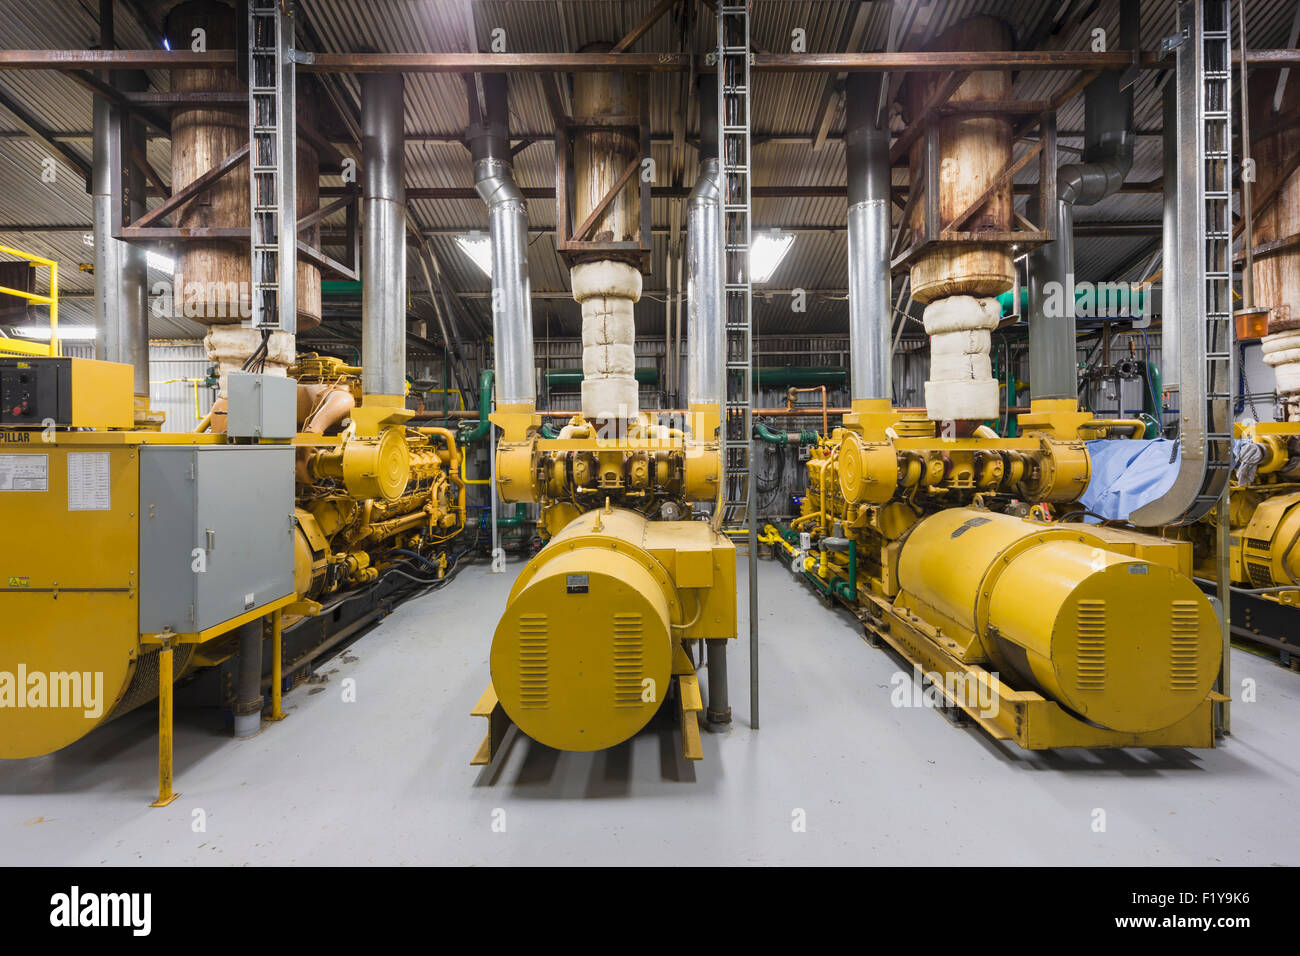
[0,358,72,427]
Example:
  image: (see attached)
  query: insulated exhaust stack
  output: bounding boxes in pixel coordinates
[569,50,644,423]
[904,17,1016,423]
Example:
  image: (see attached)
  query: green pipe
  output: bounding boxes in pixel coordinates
[847,538,856,597]
[754,421,818,444]
[998,285,1153,318]
[753,366,846,387]
[322,280,364,297]
[1142,359,1162,419]
[544,368,659,386]
[459,369,495,443]
[495,503,528,527]
[539,423,561,439]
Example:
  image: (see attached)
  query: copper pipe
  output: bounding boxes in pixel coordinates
[785,386,829,435]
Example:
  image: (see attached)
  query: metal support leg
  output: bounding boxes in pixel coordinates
[233,621,264,739]
[267,608,286,722]
[705,638,732,726]
[1215,498,1232,735]
[150,641,179,807]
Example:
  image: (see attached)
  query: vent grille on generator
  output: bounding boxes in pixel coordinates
[1075,599,1107,691]
[1170,601,1201,691]
[612,612,646,708]
[1245,561,1274,589]
[517,613,550,709]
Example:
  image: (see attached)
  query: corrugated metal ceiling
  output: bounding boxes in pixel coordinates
[0,0,1295,339]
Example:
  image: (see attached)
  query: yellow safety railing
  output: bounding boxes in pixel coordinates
[0,245,59,357]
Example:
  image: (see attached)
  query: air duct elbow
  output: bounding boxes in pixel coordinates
[467,74,535,408]
[1058,153,1132,207]
[473,157,525,209]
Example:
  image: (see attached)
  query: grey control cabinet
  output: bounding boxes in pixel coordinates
[225,372,298,440]
[138,444,295,635]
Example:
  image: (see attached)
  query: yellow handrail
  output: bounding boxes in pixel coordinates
[0,244,59,357]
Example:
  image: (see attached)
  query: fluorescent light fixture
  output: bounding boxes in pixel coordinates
[147,251,174,272]
[455,232,492,277]
[12,326,96,340]
[750,229,794,284]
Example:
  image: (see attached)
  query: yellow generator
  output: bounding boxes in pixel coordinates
[487,507,734,757]
[1175,421,1300,661]
[1,356,464,802]
[774,399,1224,749]
[472,408,737,765]
[467,66,737,766]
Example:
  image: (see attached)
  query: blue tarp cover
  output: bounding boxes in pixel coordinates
[1079,438,1181,521]
[1079,438,1250,521]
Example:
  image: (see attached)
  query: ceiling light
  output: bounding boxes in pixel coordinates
[455,232,492,277]
[12,326,96,340]
[750,229,794,284]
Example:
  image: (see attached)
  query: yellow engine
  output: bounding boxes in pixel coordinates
[288,355,465,605]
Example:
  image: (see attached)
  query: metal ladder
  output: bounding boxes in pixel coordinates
[717,6,753,533]
[715,2,759,728]
[247,0,297,333]
[1190,0,1235,519]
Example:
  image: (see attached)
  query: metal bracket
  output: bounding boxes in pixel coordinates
[1159,27,1190,57]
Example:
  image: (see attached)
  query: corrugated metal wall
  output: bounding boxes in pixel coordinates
[148,342,215,433]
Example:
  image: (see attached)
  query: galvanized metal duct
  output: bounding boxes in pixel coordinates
[468,73,535,407]
[361,73,407,398]
[686,74,723,412]
[1160,84,1180,392]
[1028,5,1138,401]
[92,73,148,398]
[1131,0,1233,527]
[845,72,891,403]
[1026,199,1078,400]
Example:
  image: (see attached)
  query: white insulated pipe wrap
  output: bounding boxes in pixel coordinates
[1263,330,1300,395]
[572,260,641,419]
[922,295,1001,421]
[204,325,296,394]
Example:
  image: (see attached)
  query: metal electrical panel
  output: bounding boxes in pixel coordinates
[138,444,294,634]
[0,357,133,429]
[225,372,297,439]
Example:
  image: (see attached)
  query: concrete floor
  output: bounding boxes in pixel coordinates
[3,557,1298,866]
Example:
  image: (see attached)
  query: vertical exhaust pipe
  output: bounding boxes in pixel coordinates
[1028,5,1138,401]
[93,73,149,400]
[361,73,407,400]
[469,74,535,408]
[845,72,892,405]
[1160,83,1180,394]
[686,74,724,417]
